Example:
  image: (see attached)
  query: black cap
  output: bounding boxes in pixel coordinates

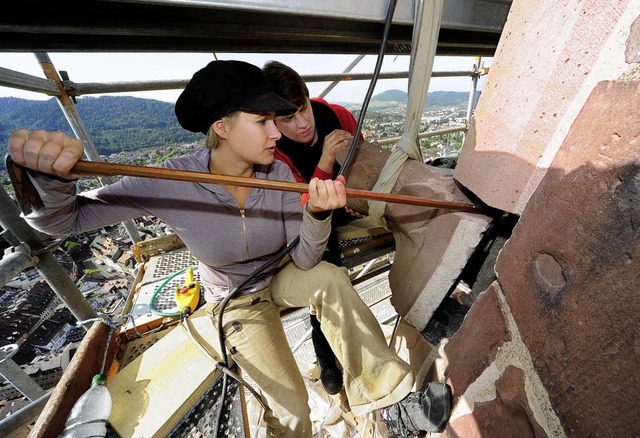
[175,60,297,134]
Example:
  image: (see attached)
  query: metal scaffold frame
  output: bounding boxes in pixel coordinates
[0,48,485,436]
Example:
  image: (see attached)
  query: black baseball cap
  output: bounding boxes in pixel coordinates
[175,60,297,134]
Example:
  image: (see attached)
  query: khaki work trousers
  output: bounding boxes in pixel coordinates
[206,259,414,437]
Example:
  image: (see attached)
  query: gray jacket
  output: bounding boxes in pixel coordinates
[26,148,331,302]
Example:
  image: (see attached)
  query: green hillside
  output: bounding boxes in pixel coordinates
[370,89,479,108]
[0,96,202,169]
[0,90,477,170]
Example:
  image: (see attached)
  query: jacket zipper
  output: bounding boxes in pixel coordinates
[240,209,249,260]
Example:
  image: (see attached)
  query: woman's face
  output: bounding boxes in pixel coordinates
[225,111,282,165]
[274,98,318,146]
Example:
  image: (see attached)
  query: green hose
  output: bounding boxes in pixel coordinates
[149,266,199,316]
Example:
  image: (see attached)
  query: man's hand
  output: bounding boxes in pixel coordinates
[306,175,347,216]
[8,129,84,179]
[317,129,353,174]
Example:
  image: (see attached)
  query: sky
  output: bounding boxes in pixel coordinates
[0,52,490,104]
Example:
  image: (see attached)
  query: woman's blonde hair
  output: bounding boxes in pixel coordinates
[205,111,239,149]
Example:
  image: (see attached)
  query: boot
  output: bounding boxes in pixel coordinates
[309,314,343,395]
[379,382,452,437]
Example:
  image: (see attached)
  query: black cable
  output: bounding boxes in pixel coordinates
[216,237,299,366]
[211,239,298,438]
[338,0,398,177]
[212,1,398,433]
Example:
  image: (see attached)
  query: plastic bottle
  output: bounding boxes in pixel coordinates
[60,373,112,438]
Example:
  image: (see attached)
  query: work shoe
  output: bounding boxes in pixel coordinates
[309,314,343,395]
[379,382,452,437]
[317,356,343,395]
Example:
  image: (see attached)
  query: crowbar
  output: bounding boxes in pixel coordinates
[7,157,484,214]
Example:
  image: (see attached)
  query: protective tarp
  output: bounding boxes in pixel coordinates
[367,0,444,226]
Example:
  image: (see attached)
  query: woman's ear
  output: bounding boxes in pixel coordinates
[212,119,228,138]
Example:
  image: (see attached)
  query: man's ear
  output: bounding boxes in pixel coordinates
[212,119,228,138]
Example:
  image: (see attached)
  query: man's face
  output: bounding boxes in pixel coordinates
[274,98,318,145]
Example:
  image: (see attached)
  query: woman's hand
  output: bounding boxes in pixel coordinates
[8,129,84,180]
[306,175,347,216]
[317,129,353,173]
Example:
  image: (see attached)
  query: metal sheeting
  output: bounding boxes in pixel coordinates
[0,0,510,56]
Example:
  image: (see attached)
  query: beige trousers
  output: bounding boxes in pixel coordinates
[206,259,414,438]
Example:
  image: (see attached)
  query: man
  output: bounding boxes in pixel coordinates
[263,61,363,396]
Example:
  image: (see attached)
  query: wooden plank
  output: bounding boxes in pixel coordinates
[30,321,118,438]
[107,306,222,437]
[131,234,186,263]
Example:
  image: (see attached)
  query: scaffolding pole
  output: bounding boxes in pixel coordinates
[318,54,366,98]
[0,186,97,327]
[0,392,51,437]
[0,65,473,98]
[33,52,141,244]
[464,56,481,142]
[0,345,46,402]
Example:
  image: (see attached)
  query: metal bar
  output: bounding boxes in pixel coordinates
[71,79,189,96]
[0,392,51,437]
[0,345,46,402]
[0,185,97,327]
[0,64,473,98]
[464,56,481,143]
[375,125,467,145]
[61,71,472,96]
[0,243,36,286]
[70,160,483,212]
[34,52,141,244]
[355,258,379,280]
[0,66,59,96]
[111,0,417,25]
[318,54,365,98]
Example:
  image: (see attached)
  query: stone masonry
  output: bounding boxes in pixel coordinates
[438,1,640,436]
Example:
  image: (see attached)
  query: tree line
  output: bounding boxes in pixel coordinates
[0,96,201,170]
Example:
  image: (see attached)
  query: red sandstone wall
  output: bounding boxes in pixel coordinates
[439,1,640,436]
[455,0,638,214]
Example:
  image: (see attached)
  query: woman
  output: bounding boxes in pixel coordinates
[8,60,450,438]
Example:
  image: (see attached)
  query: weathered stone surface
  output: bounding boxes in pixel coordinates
[496,80,640,436]
[443,283,511,399]
[449,366,547,438]
[626,14,640,63]
[338,142,492,329]
[455,0,637,214]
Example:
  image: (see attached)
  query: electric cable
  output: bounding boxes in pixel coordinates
[338,0,398,177]
[209,1,398,434]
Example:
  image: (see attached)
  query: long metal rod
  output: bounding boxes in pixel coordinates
[0,66,474,97]
[70,160,483,212]
[0,345,46,402]
[318,54,365,98]
[0,185,98,328]
[376,125,467,145]
[34,52,141,244]
[0,66,60,96]
[463,56,481,143]
[0,392,51,437]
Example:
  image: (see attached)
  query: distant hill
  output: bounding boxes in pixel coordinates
[372,89,409,103]
[0,90,477,170]
[0,96,202,169]
[369,89,479,109]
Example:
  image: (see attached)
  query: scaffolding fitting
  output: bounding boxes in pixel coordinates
[0,243,37,286]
